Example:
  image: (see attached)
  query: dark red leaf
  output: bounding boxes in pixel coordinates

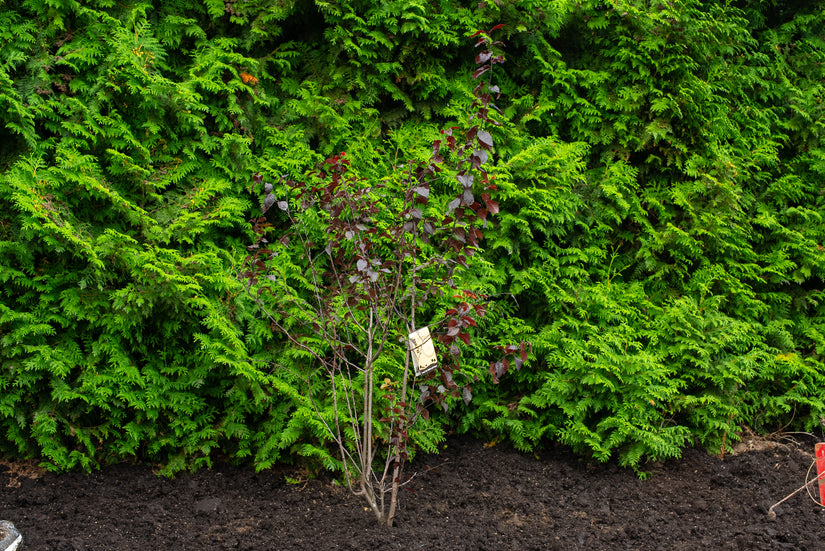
[457,173,473,188]
[262,194,275,213]
[462,386,472,405]
[458,331,471,346]
[441,370,454,386]
[462,189,474,206]
[495,360,505,379]
[477,130,493,149]
[489,361,499,384]
[419,385,431,402]
[475,50,492,64]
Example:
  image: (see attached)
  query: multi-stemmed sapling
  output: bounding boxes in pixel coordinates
[242,27,527,526]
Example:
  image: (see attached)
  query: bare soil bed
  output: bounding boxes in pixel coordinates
[2,433,824,550]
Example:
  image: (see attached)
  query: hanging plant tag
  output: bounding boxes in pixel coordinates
[816,443,825,506]
[408,327,437,376]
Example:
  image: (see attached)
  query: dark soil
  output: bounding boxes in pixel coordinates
[2,434,824,550]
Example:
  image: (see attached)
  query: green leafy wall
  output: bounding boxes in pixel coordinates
[466,0,825,469]
[1,0,823,473]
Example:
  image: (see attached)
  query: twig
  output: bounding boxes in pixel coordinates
[767,459,825,519]
[382,460,451,494]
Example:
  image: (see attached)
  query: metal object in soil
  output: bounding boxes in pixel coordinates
[0,521,22,551]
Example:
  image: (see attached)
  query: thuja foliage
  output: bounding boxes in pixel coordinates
[460,0,825,471]
[0,0,282,473]
[1,0,824,478]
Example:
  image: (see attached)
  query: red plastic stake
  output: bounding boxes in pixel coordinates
[816,443,825,506]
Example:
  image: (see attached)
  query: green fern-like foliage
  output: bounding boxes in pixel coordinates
[463,0,825,470]
[0,1,285,472]
[1,0,823,476]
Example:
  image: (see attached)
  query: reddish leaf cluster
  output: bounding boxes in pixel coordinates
[489,342,531,384]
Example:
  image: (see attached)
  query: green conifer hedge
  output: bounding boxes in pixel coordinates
[1,0,823,473]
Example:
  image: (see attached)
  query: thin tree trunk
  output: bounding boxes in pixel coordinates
[386,460,401,526]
